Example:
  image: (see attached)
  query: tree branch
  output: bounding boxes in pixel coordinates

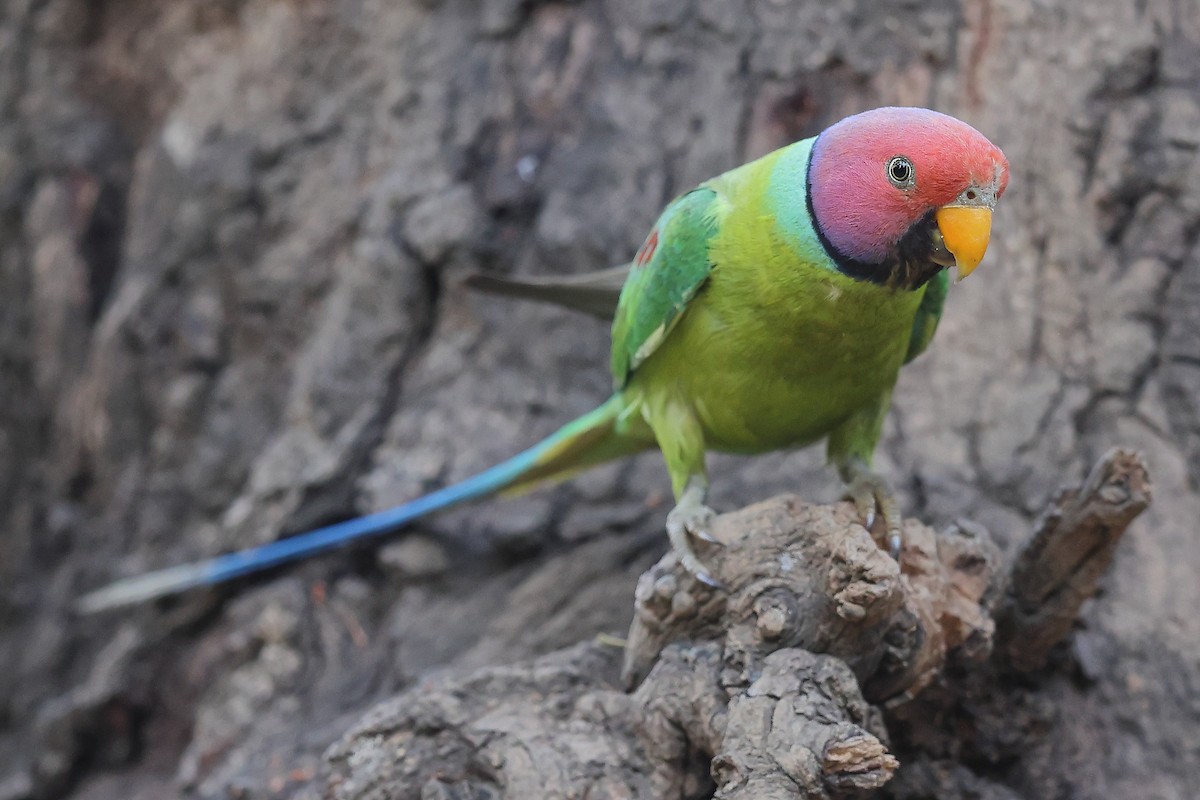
[995,448,1151,672]
[323,451,1150,799]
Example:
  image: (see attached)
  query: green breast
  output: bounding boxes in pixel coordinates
[625,141,925,453]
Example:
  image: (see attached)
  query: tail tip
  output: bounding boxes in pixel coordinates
[75,562,213,614]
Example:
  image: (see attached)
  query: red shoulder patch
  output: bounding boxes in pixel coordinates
[634,229,659,267]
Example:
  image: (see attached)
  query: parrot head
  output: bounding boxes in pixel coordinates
[807,106,1009,287]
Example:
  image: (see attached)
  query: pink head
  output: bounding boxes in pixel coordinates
[808,107,1009,281]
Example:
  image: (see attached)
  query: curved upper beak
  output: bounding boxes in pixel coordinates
[934,205,993,280]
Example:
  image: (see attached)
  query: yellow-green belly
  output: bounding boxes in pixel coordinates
[626,275,921,454]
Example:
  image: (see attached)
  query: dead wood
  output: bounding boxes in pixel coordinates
[994,448,1152,673]
[324,451,1148,799]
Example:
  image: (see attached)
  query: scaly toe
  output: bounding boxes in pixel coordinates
[846,484,877,531]
[843,466,904,559]
[876,493,903,561]
[666,503,723,587]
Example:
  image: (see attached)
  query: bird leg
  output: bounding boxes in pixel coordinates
[666,476,723,588]
[840,459,903,559]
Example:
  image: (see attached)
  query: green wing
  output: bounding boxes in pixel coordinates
[610,188,723,388]
[904,270,949,363]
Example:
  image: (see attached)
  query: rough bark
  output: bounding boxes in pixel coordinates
[995,448,1153,673]
[0,0,1196,798]
[322,450,1147,799]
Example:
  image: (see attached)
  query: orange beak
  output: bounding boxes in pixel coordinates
[935,206,993,280]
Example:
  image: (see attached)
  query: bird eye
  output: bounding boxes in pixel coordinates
[887,156,915,188]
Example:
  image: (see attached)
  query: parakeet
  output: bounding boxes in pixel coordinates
[78,107,1008,612]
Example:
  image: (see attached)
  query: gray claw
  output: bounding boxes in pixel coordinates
[694,570,726,590]
[889,531,902,560]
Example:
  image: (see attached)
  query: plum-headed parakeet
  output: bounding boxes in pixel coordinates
[80,106,1009,611]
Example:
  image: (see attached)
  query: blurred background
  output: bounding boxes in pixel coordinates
[0,0,1198,798]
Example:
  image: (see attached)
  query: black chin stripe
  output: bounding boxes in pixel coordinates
[888,211,947,290]
[804,145,944,292]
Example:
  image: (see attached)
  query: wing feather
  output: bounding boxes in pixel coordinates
[610,188,724,387]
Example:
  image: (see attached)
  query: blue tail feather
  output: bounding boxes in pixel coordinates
[77,399,626,613]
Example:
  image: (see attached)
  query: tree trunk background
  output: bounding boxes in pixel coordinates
[1,1,1197,798]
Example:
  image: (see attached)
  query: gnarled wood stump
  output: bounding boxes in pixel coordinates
[324,449,1149,799]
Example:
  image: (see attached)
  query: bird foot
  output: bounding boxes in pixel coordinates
[666,500,724,588]
[844,467,903,559]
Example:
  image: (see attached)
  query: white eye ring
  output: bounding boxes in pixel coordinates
[887,155,915,188]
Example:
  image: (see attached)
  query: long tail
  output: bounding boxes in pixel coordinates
[77,396,643,613]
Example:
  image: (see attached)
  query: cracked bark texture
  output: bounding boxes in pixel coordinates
[320,451,1145,800]
[0,0,1195,798]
